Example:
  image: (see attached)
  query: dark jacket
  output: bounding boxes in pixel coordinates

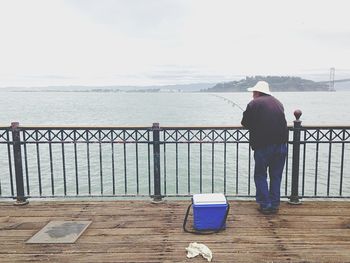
[241,94,288,150]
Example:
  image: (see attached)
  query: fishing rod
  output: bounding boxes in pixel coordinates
[210,94,245,112]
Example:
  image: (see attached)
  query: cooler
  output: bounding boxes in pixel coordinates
[192,193,229,231]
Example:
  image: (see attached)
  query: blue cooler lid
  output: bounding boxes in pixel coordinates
[193,193,227,205]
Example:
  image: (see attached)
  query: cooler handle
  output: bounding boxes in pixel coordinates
[183,202,230,235]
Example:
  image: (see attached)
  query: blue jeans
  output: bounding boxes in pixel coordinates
[254,144,287,208]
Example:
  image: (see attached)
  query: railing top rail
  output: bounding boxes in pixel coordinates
[159,125,245,129]
[161,125,350,129]
[300,125,350,129]
[1,125,247,130]
[0,125,153,130]
[1,124,350,130]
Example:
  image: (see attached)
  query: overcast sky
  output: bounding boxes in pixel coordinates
[0,0,349,87]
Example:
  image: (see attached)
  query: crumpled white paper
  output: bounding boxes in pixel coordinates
[186,242,213,262]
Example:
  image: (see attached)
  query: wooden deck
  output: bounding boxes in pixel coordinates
[0,200,349,263]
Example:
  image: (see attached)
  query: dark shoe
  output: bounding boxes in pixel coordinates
[270,206,279,214]
[258,206,272,215]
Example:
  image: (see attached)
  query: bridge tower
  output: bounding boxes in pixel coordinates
[329,67,335,91]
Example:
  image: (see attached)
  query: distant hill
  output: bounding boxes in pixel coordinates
[201,76,330,92]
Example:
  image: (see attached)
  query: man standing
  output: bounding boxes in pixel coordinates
[241,81,288,214]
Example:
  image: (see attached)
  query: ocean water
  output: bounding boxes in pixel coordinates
[0,91,349,198]
[1,91,350,126]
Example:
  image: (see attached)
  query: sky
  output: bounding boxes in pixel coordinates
[0,0,349,87]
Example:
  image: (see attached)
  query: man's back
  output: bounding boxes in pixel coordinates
[241,94,288,150]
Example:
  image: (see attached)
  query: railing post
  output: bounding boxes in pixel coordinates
[289,110,302,205]
[11,122,29,205]
[152,123,162,202]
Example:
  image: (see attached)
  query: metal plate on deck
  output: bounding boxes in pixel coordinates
[26,221,92,244]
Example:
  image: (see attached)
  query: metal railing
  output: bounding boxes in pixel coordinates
[0,110,349,204]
